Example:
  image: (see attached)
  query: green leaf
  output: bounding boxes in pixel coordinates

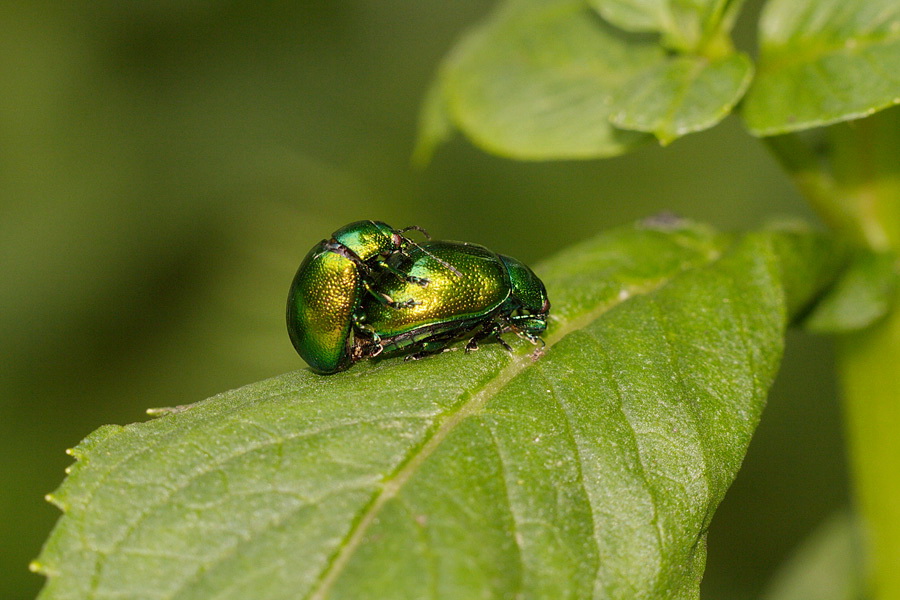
[589,0,740,53]
[743,0,900,136]
[761,512,865,600]
[804,250,899,333]
[610,52,753,144]
[589,0,672,33]
[34,220,843,600]
[431,0,664,160]
[412,74,455,167]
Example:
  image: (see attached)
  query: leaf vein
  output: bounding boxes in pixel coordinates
[484,425,526,598]
[85,414,434,597]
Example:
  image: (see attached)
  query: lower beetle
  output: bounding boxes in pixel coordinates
[286,220,438,374]
[353,240,550,363]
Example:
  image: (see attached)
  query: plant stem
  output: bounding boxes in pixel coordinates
[837,298,900,600]
[765,106,900,600]
[828,113,900,251]
[764,129,894,249]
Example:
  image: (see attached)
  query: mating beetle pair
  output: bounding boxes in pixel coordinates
[286,220,550,374]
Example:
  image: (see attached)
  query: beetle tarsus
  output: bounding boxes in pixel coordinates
[388,298,420,310]
[495,333,513,352]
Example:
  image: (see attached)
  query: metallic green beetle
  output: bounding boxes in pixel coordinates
[286,220,437,374]
[353,240,550,363]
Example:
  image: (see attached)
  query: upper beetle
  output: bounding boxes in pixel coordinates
[354,240,550,363]
[286,220,434,374]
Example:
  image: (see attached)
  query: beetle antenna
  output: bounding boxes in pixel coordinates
[399,225,431,240]
[395,225,462,277]
[404,238,463,277]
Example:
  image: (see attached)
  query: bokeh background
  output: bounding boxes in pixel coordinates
[1,1,848,599]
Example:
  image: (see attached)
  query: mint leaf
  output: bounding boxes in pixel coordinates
[589,0,740,52]
[804,250,899,333]
[743,0,900,135]
[35,220,843,600]
[417,0,663,161]
[610,52,753,144]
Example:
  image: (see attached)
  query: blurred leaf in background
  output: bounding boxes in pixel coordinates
[761,512,864,600]
[1,1,850,599]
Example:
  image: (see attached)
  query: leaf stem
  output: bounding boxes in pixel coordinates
[763,132,887,249]
[765,107,900,600]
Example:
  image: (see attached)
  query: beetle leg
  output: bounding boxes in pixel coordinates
[510,326,539,344]
[361,281,421,309]
[402,327,468,361]
[465,326,493,352]
[326,239,427,294]
[405,274,430,287]
[507,314,547,345]
[353,322,381,345]
[324,240,368,270]
[404,339,454,361]
[386,297,420,309]
[493,331,514,352]
[380,261,430,287]
[466,321,513,353]
[351,314,385,359]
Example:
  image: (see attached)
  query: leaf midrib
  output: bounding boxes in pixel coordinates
[304,270,704,600]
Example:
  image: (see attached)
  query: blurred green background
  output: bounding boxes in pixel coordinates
[1,1,848,599]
